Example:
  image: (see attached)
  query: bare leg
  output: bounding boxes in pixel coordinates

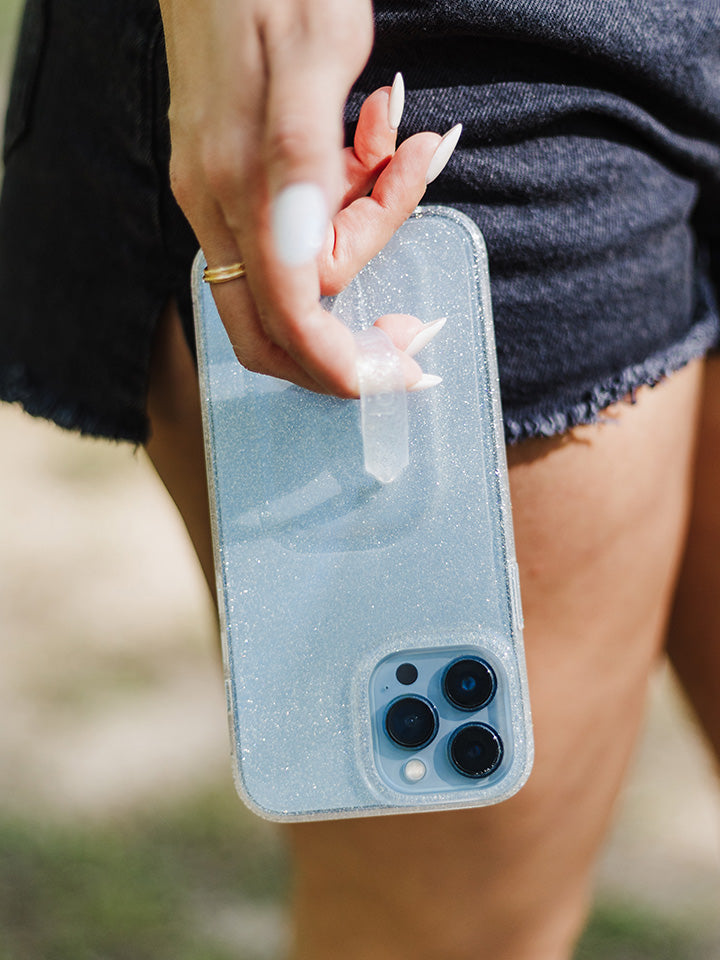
[145,300,215,594]
[290,361,703,960]
[145,302,704,960]
[668,355,720,760]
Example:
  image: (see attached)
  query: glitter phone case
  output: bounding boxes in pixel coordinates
[193,205,533,822]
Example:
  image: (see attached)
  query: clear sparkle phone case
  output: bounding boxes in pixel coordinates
[192,205,533,821]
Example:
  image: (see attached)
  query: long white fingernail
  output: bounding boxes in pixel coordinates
[388,72,405,131]
[425,123,463,184]
[408,374,443,392]
[405,317,447,357]
[272,182,328,266]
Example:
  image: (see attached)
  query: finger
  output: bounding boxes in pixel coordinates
[340,76,404,205]
[374,314,448,357]
[287,302,426,396]
[202,204,429,395]
[166,22,313,384]
[217,12,373,394]
[245,209,428,395]
[261,8,374,220]
[319,130,443,294]
[193,198,324,390]
[374,314,442,386]
[211,280,324,391]
[373,314,426,351]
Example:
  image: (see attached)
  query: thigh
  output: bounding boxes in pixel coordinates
[668,354,720,758]
[289,361,704,960]
[144,303,704,960]
[145,301,215,593]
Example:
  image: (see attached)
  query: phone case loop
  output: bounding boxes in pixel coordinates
[354,326,409,484]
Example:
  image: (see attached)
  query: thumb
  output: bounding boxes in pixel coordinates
[261,18,373,266]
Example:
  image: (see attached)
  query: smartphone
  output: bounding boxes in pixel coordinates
[192,205,533,822]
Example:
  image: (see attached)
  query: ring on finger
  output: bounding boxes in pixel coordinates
[203,261,247,284]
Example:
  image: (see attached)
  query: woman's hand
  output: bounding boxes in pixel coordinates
[160,0,460,394]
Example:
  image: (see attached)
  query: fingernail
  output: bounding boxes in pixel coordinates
[272,182,328,266]
[425,123,463,184]
[408,373,443,392]
[405,317,447,357]
[388,72,405,132]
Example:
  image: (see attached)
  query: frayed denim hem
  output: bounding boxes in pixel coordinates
[503,315,720,445]
[3,313,718,449]
[0,361,148,444]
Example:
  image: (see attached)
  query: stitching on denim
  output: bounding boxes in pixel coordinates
[0,361,147,444]
[504,315,720,445]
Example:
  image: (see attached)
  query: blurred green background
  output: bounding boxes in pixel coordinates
[0,2,718,957]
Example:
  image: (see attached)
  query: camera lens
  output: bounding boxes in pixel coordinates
[385,696,438,750]
[449,723,503,778]
[443,657,497,711]
[396,663,418,685]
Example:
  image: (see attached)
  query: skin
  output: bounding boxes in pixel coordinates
[159,0,440,395]
[290,361,709,960]
[150,5,720,951]
[147,301,714,960]
[667,354,720,763]
[144,102,718,945]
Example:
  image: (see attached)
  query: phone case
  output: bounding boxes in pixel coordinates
[192,205,533,822]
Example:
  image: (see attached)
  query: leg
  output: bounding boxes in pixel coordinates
[145,300,216,595]
[143,302,703,960]
[667,355,720,759]
[289,362,704,960]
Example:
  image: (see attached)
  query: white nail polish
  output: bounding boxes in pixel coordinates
[272,182,328,266]
[408,374,443,392]
[425,123,463,184]
[388,72,405,131]
[405,317,447,357]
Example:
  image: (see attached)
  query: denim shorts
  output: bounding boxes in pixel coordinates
[1,0,719,444]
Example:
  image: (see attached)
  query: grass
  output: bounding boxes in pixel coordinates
[0,783,715,960]
[0,787,289,960]
[576,899,714,960]
[0,0,23,78]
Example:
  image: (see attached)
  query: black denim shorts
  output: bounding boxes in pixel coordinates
[1,0,719,444]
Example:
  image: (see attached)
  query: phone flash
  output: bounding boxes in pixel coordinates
[403,759,427,782]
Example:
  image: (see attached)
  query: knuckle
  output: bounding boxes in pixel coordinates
[317,2,373,65]
[267,0,373,63]
[266,118,319,170]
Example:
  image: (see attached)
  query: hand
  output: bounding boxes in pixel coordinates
[160,0,460,394]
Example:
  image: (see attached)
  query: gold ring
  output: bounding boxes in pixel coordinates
[203,261,247,284]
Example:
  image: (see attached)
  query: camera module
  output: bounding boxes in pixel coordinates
[385,696,438,750]
[442,657,497,711]
[448,723,503,778]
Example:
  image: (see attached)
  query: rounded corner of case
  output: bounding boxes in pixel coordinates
[230,772,292,823]
[514,750,536,797]
[495,746,535,806]
[414,203,489,255]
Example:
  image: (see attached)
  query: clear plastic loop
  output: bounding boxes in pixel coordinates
[354,327,409,484]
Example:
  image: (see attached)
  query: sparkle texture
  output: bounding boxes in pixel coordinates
[193,206,533,821]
